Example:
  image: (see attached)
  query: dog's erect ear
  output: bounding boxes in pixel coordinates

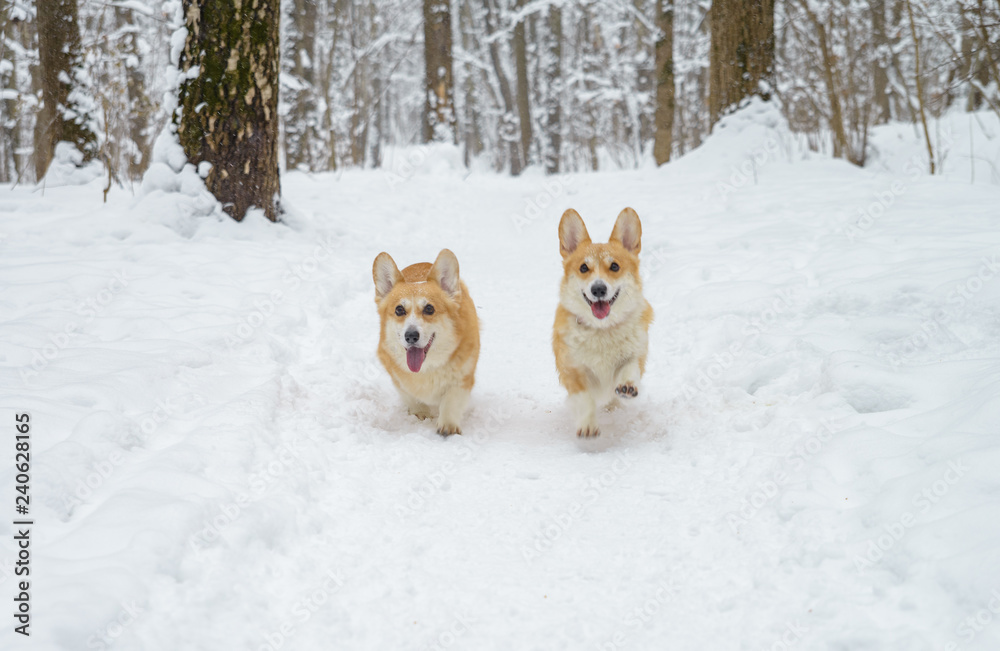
[559,209,591,259]
[429,249,461,299]
[373,252,402,300]
[610,207,642,254]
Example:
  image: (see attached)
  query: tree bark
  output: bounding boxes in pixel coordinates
[483,0,522,174]
[34,0,96,179]
[459,0,484,166]
[707,0,775,125]
[653,0,675,165]
[543,2,562,174]
[581,5,599,171]
[513,0,533,169]
[177,0,282,222]
[971,0,1000,113]
[115,6,152,179]
[797,0,853,163]
[905,0,935,174]
[871,0,892,123]
[285,0,318,170]
[423,0,457,144]
[888,0,912,120]
[0,1,19,181]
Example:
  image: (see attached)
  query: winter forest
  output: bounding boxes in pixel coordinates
[3,0,1000,649]
[2,0,998,206]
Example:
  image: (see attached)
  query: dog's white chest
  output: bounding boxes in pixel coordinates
[564,315,647,383]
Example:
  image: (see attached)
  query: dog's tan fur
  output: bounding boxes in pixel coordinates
[553,208,654,437]
[373,249,479,435]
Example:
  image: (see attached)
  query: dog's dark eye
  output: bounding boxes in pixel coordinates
[579,264,589,274]
[423,304,435,316]
[394,305,405,316]
[610,262,620,272]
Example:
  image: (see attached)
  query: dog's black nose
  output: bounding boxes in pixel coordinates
[591,281,607,299]
[404,328,420,345]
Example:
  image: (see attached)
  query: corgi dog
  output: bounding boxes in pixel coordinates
[373,249,479,435]
[552,208,654,437]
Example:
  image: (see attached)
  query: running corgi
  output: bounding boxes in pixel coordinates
[552,208,654,437]
[373,249,479,435]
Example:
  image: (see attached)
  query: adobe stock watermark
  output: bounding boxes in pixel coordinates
[510,176,577,233]
[60,394,204,515]
[0,556,16,589]
[343,359,385,392]
[852,458,968,575]
[521,450,633,562]
[756,620,809,651]
[595,579,676,651]
[421,610,478,651]
[842,132,955,242]
[395,404,514,519]
[681,285,806,400]
[884,253,999,367]
[189,439,305,552]
[726,417,844,534]
[18,269,130,385]
[703,135,782,203]
[385,147,430,191]
[85,599,145,650]
[226,239,346,351]
[943,588,1000,651]
[257,568,345,651]
[640,245,671,283]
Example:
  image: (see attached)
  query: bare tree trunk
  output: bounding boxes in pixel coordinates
[653,0,675,165]
[114,6,152,179]
[423,0,457,144]
[798,0,853,163]
[708,0,775,125]
[871,0,892,123]
[367,0,382,167]
[582,6,599,171]
[321,0,347,171]
[285,0,318,170]
[0,0,19,181]
[371,69,383,168]
[459,0,484,166]
[177,0,282,221]
[905,0,935,173]
[888,0,913,120]
[972,0,1000,111]
[483,0,522,174]
[34,0,96,179]
[543,2,562,174]
[959,12,982,110]
[513,0,533,170]
[349,1,366,166]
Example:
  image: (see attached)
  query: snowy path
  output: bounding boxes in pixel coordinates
[2,110,1000,650]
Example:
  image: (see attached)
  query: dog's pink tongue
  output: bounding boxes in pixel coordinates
[406,347,426,372]
[591,301,611,319]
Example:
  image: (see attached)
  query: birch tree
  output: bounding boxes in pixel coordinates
[177,0,281,221]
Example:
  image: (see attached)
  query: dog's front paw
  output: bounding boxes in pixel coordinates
[616,383,639,399]
[577,425,601,438]
[437,423,462,436]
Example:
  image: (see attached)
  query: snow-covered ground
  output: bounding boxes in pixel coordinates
[2,104,1000,650]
